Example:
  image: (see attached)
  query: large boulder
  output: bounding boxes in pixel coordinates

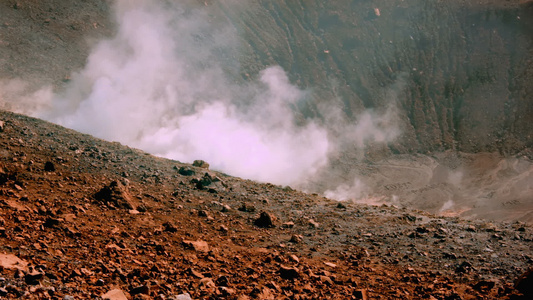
[94,181,135,210]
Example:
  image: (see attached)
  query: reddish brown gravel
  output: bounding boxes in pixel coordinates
[0,111,531,299]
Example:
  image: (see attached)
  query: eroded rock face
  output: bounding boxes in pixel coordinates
[224,0,533,154]
[0,110,530,299]
[1,0,531,155]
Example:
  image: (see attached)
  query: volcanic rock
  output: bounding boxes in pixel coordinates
[254,211,276,228]
[44,161,55,172]
[290,234,303,243]
[163,222,178,232]
[219,286,236,296]
[218,225,229,232]
[199,277,216,289]
[0,105,530,299]
[320,275,334,285]
[177,167,195,176]
[24,271,43,285]
[239,203,256,212]
[515,268,533,298]
[255,287,275,299]
[216,275,230,286]
[279,265,300,279]
[168,294,192,300]
[192,160,209,169]
[282,221,295,228]
[472,280,495,292]
[43,217,63,228]
[308,219,320,228]
[189,268,204,278]
[0,254,28,271]
[336,202,347,209]
[94,181,135,209]
[129,285,150,295]
[354,289,369,300]
[183,240,209,252]
[102,289,128,300]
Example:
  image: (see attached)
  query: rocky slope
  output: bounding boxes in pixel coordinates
[0,110,532,299]
[0,1,532,298]
[0,0,532,221]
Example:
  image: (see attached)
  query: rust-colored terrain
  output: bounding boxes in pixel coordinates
[0,111,531,299]
[0,0,532,299]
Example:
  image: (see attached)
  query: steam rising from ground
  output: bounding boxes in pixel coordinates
[1,1,530,223]
[0,0,399,190]
[43,1,333,186]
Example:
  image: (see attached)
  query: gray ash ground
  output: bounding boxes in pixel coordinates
[0,110,531,299]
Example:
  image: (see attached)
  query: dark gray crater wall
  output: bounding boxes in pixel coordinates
[219,0,533,155]
[1,0,532,155]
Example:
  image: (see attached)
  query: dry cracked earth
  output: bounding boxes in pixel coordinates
[0,111,532,300]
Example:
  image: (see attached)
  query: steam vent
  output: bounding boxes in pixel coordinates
[0,0,532,299]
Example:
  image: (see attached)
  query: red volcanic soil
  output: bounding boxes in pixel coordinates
[0,111,531,299]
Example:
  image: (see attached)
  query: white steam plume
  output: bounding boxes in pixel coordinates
[1,0,402,190]
[0,79,53,115]
[40,0,330,186]
[323,178,367,201]
[318,77,404,202]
